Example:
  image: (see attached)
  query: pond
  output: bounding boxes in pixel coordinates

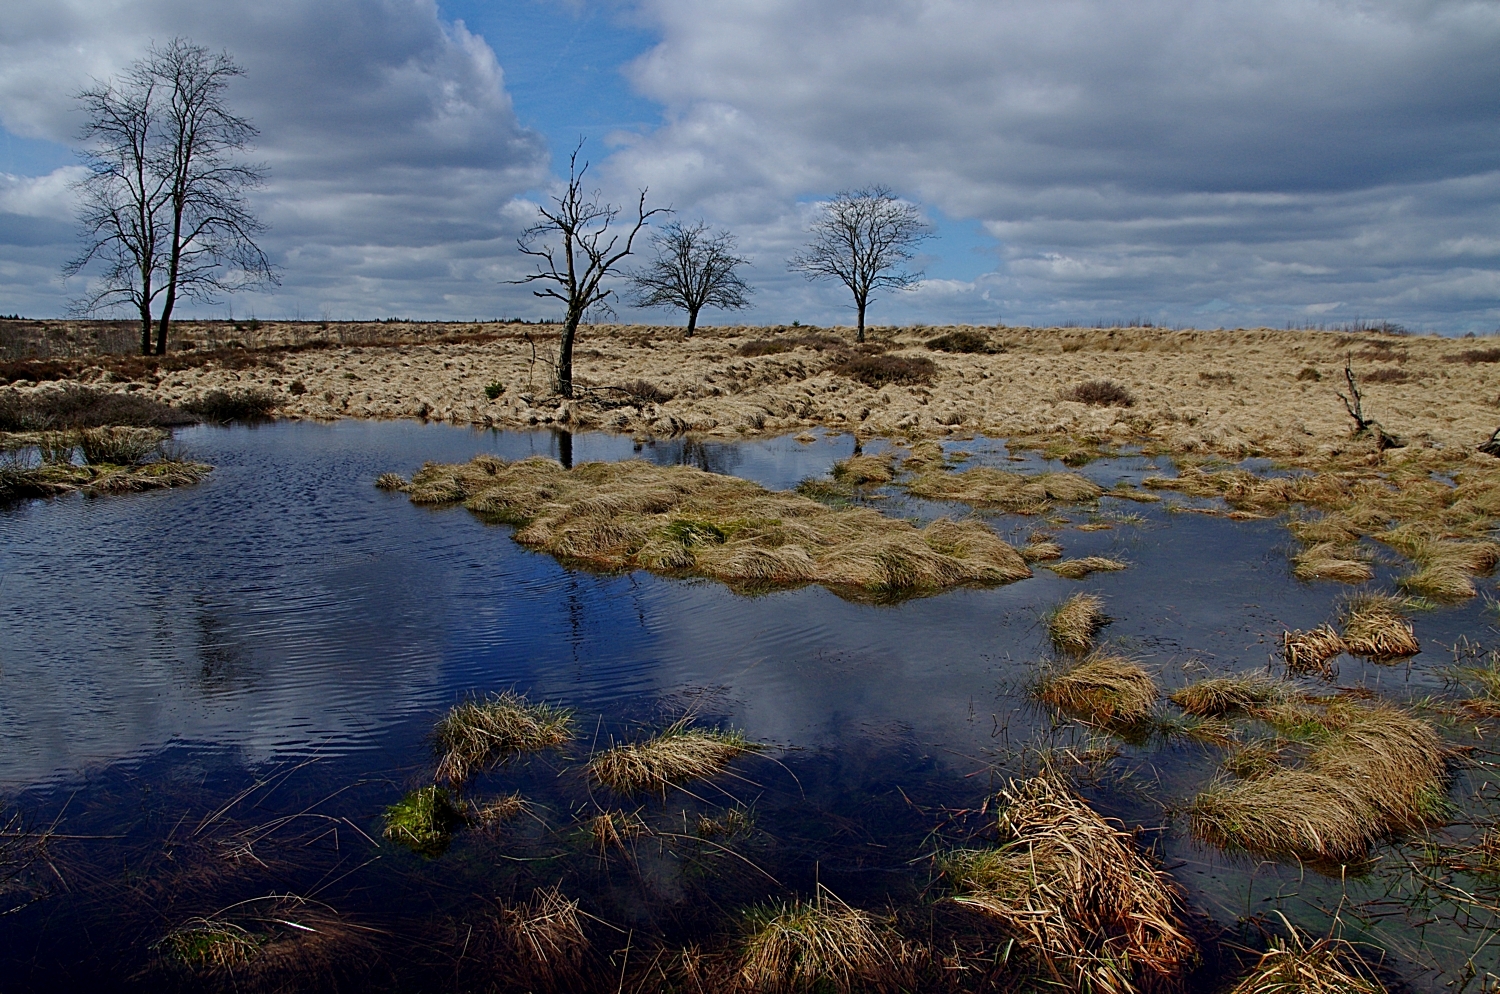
[0,419,1496,991]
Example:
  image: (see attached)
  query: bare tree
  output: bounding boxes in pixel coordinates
[630,221,752,336]
[789,186,931,343]
[514,143,666,398]
[66,38,275,355]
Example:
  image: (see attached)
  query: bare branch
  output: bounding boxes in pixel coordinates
[629,220,752,336]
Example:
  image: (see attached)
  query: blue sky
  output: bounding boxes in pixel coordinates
[1,0,1497,330]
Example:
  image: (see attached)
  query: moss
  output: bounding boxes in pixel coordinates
[382,786,462,857]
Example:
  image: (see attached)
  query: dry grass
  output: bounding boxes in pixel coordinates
[403,456,1032,599]
[1341,594,1420,659]
[587,809,648,853]
[1060,379,1136,407]
[833,353,936,387]
[432,692,573,788]
[374,471,407,490]
[470,792,529,830]
[1171,673,1291,716]
[738,886,892,993]
[1227,930,1387,994]
[1048,556,1129,580]
[1038,653,1158,725]
[940,774,1196,993]
[1292,543,1374,583]
[158,917,261,970]
[1020,539,1064,562]
[0,453,210,501]
[831,452,894,485]
[1191,701,1447,861]
[587,720,758,796]
[496,886,589,986]
[1282,626,1348,676]
[1047,593,1108,654]
[906,465,1104,513]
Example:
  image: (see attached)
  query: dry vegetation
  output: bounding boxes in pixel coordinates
[1171,673,1291,716]
[391,454,1032,599]
[432,692,573,788]
[1226,931,1388,994]
[906,465,1104,513]
[1282,626,1348,676]
[737,888,892,994]
[587,720,758,796]
[1037,653,1159,726]
[1047,556,1129,580]
[1341,594,1421,659]
[1047,593,1108,654]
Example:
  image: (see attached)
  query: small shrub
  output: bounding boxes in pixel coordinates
[1296,367,1322,382]
[620,379,674,405]
[1361,367,1410,384]
[1198,371,1235,385]
[183,388,278,423]
[0,385,193,431]
[484,381,505,400]
[739,339,790,357]
[926,330,995,354]
[833,354,936,388]
[1448,347,1500,364]
[1061,380,1135,407]
[287,379,307,395]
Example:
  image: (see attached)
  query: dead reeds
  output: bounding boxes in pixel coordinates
[905,465,1104,513]
[587,809,647,853]
[470,792,529,830]
[1047,593,1108,654]
[401,456,1032,599]
[495,886,589,986]
[1282,625,1348,676]
[1341,594,1420,659]
[1171,673,1291,716]
[1292,543,1374,583]
[738,886,892,994]
[587,720,758,796]
[432,692,573,788]
[831,452,894,485]
[1038,653,1158,726]
[1020,539,1064,562]
[941,774,1196,993]
[1227,930,1387,994]
[1190,701,1447,861]
[1048,556,1128,580]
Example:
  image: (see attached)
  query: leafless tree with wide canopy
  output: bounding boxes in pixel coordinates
[630,220,752,337]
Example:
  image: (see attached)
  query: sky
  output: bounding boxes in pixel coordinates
[1,0,1497,332]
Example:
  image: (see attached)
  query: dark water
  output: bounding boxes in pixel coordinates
[1,420,1497,991]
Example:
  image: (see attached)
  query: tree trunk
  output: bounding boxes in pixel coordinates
[556,308,583,398]
[856,299,867,343]
[155,291,175,355]
[685,307,698,338]
[139,303,153,356]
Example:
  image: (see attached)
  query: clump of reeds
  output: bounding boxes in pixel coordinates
[697,806,754,839]
[1341,594,1420,659]
[374,471,408,490]
[1047,592,1107,654]
[1455,648,1500,716]
[1292,543,1374,583]
[77,426,165,466]
[1392,538,1500,600]
[433,692,573,788]
[404,456,1032,599]
[382,786,462,856]
[1191,701,1447,861]
[157,917,261,970]
[906,465,1103,513]
[1171,673,1291,716]
[831,452,894,485]
[1282,625,1348,675]
[470,792,529,830]
[1020,538,1064,562]
[587,809,647,853]
[941,774,1196,993]
[1048,556,1128,580]
[495,886,589,986]
[738,886,891,994]
[1038,653,1158,725]
[1227,929,1387,994]
[587,720,758,796]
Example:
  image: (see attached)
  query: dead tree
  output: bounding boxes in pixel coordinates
[629,221,752,337]
[1336,356,1401,450]
[513,143,666,398]
[66,39,275,355]
[789,187,930,343]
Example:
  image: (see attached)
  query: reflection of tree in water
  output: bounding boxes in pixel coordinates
[642,437,742,476]
[192,597,256,696]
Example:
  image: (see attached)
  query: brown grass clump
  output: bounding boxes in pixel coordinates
[403,456,1031,599]
[1020,539,1064,562]
[495,886,589,986]
[833,353,936,387]
[926,329,996,353]
[374,471,407,490]
[941,774,1196,993]
[738,887,892,994]
[470,792,529,830]
[831,452,894,485]
[1227,930,1387,994]
[1048,556,1129,580]
[1291,543,1374,583]
[1171,673,1291,716]
[433,692,573,788]
[1060,379,1136,407]
[587,809,648,853]
[1282,626,1348,676]
[1047,593,1108,654]
[906,465,1104,513]
[1038,653,1158,725]
[0,452,211,501]
[587,720,758,796]
[1191,701,1447,861]
[1340,595,1419,659]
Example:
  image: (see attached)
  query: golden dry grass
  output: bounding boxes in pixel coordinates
[1038,653,1158,725]
[1170,673,1291,716]
[1227,931,1387,994]
[1047,593,1108,654]
[1282,625,1348,676]
[470,792,529,830]
[587,720,758,796]
[402,456,1032,599]
[940,774,1196,994]
[1047,556,1129,580]
[587,809,647,853]
[1020,539,1065,562]
[432,692,573,788]
[1191,701,1447,861]
[496,886,589,985]
[1341,594,1420,659]
[1291,543,1374,583]
[738,887,891,994]
[906,465,1104,512]
[831,452,895,485]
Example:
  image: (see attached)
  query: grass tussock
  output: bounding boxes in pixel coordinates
[587,720,758,796]
[432,692,573,788]
[182,387,278,422]
[1227,930,1388,994]
[1048,556,1128,580]
[470,792,529,830]
[1292,543,1374,584]
[382,786,462,857]
[495,886,589,986]
[1341,594,1420,659]
[1171,673,1292,717]
[1282,626,1348,676]
[926,329,997,353]
[0,449,209,501]
[374,471,407,490]
[833,353,936,388]
[1020,539,1064,562]
[1047,592,1108,654]
[940,774,1196,993]
[1060,379,1136,407]
[738,887,892,994]
[1190,701,1447,861]
[158,917,261,970]
[831,452,894,485]
[906,465,1104,513]
[1038,653,1158,725]
[587,809,648,853]
[403,456,1032,599]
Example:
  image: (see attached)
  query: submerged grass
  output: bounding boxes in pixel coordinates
[382,786,462,857]
[1341,594,1420,659]
[587,720,758,796]
[1047,593,1108,654]
[1292,543,1374,584]
[401,456,1032,600]
[940,774,1196,993]
[1048,556,1128,580]
[432,692,572,788]
[738,887,891,993]
[158,917,262,970]
[1282,625,1348,676]
[1038,653,1158,726]
[495,886,589,986]
[1190,701,1447,861]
